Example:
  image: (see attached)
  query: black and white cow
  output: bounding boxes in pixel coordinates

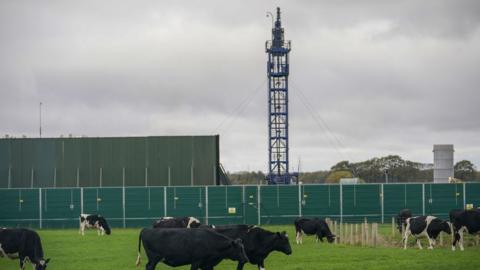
[79,214,111,236]
[403,216,451,250]
[213,225,292,270]
[294,218,335,244]
[152,216,201,228]
[396,209,412,233]
[0,228,50,270]
[136,228,248,270]
[451,209,480,251]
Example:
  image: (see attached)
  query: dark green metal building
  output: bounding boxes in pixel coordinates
[0,135,222,188]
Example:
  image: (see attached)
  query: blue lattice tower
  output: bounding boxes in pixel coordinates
[266,7,297,184]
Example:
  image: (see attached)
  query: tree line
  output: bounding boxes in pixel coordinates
[227,155,479,184]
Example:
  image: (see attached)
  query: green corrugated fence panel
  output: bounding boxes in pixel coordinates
[207,186,244,225]
[343,184,381,223]
[166,187,205,223]
[125,187,165,227]
[2,183,480,229]
[260,185,299,225]
[383,184,423,221]
[244,186,259,225]
[466,182,480,208]
[425,183,464,220]
[302,185,340,220]
[83,187,123,227]
[0,189,39,228]
[42,188,81,228]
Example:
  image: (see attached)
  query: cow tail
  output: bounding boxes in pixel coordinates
[136,230,142,267]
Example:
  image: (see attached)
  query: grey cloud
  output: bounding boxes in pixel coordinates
[1,1,479,171]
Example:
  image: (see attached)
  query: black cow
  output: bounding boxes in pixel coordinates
[294,218,335,244]
[136,228,248,270]
[152,216,201,228]
[451,209,480,251]
[213,225,291,270]
[403,216,451,249]
[396,209,412,233]
[79,214,111,236]
[0,228,50,270]
[449,209,464,223]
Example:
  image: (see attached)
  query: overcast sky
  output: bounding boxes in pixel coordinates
[1,1,480,172]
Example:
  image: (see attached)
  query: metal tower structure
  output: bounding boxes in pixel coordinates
[266,7,297,184]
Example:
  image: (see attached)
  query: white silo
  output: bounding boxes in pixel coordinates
[433,144,454,183]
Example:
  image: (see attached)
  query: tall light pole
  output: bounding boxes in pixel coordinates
[39,102,42,138]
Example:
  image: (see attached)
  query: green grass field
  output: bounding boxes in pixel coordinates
[1,225,479,270]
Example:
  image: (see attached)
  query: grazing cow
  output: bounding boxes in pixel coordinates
[294,218,335,244]
[396,209,412,233]
[451,209,480,251]
[152,216,201,228]
[213,225,292,270]
[0,228,50,270]
[403,216,451,250]
[79,214,111,236]
[135,228,248,270]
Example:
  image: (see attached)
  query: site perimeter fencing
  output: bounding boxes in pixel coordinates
[0,183,479,229]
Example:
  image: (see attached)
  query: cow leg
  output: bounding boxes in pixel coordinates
[257,260,265,270]
[145,258,162,270]
[416,238,423,250]
[80,222,85,236]
[190,263,200,270]
[236,262,246,270]
[427,237,434,250]
[19,256,29,270]
[459,228,465,251]
[0,244,7,257]
[403,230,410,250]
[452,231,460,251]
[296,231,303,244]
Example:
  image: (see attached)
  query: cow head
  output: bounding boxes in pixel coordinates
[319,221,335,243]
[274,231,292,255]
[187,217,201,228]
[229,239,249,264]
[35,258,50,270]
[98,217,111,235]
[442,221,452,235]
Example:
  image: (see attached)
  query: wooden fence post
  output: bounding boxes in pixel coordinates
[334,221,338,244]
[392,217,395,237]
[355,224,359,245]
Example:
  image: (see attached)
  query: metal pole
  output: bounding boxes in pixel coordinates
[257,185,261,225]
[205,186,209,225]
[381,184,384,224]
[463,182,466,209]
[163,186,167,217]
[76,167,79,187]
[298,184,302,217]
[122,186,126,228]
[242,185,246,224]
[80,187,84,214]
[39,188,42,228]
[340,184,343,223]
[422,184,425,215]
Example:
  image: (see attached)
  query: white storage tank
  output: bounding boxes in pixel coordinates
[433,144,454,183]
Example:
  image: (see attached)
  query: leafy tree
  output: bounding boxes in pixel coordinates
[325,170,353,183]
[454,160,476,181]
